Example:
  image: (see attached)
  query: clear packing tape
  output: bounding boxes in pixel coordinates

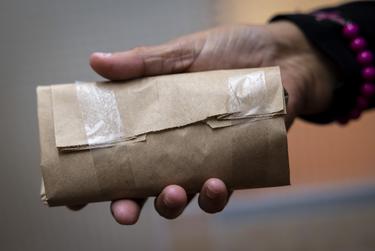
[75,82,124,146]
[37,67,290,206]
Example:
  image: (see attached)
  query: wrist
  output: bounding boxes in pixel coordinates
[266,21,336,119]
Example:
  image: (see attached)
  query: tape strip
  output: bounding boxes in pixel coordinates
[227,71,267,118]
[75,81,124,146]
[75,82,135,199]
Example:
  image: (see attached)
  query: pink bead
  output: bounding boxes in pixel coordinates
[362,66,375,80]
[357,51,373,65]
[356,96,369,110]
[342,23,359,39]
[350,37,367,51]
[349,109,361,120]
[361,83,375,97]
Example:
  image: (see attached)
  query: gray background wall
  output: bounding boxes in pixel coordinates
[0,1,214,250]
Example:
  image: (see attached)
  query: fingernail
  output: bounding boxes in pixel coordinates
[206,185,219,199]
[93,52,112,57]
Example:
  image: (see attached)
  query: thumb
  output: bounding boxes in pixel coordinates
[90,39,202,81]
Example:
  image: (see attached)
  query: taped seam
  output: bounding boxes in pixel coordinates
[75,82,124,146]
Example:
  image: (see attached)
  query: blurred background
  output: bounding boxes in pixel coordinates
[1,0,374,250]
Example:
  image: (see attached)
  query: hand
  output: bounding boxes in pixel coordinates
[71,22,335,224]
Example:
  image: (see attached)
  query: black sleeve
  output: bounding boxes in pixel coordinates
[271,1,375,124]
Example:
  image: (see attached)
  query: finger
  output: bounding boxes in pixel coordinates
[111,199,146,225]
[154,185,188,219]
[90,37,203,81]
[67,204,87,211]
[198,178,230,214]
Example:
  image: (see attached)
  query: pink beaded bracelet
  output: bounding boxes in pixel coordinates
[314,12,375,124]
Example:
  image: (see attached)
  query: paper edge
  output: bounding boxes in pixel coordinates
[52,67,287,151]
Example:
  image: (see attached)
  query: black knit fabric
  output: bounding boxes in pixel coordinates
[271,1,375,123]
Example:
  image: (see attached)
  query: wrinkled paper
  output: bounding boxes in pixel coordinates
[37,67,289,206]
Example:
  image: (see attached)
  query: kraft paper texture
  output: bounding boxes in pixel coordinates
[37,67,289,206]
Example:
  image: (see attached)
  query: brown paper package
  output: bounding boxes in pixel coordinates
[37,67,289,206]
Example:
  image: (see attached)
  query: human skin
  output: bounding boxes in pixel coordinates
[70,21,335,224]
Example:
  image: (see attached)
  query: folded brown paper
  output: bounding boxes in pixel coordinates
[37,67,289,206]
